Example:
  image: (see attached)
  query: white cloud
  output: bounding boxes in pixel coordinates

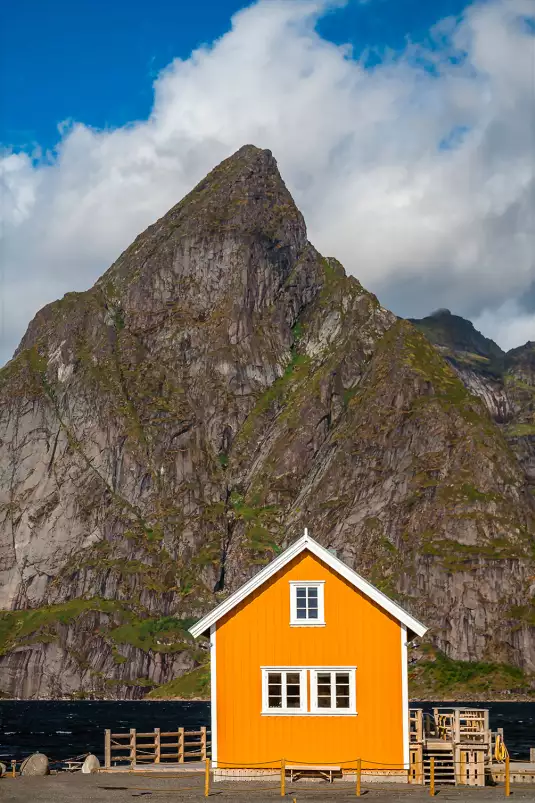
[1,0,534,364]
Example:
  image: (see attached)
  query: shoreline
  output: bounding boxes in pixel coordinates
[1,695,534,703]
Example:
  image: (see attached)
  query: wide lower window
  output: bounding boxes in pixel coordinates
[261,667,356,715]
[261,668,307,714]
[310,669,356,714]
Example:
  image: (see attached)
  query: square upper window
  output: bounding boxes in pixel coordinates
[289,581,325,626]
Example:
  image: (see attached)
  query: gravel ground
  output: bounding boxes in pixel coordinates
[2,774,535,803]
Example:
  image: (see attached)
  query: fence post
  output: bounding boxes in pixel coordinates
[104,729,111,769]
[454,710,460,743]
[417,709,423,742]
[154,728,161,764]
[11,760,16,778]
[205,758,210,797]
[201,726,207,760]
[505,755,510,797]
[356,758,361,796]
[419,746,424,785]
[530,748,535,765]
[430,756,435,797]
[178,727,184,763]
[130,728,137,767]
[280,758,286,797]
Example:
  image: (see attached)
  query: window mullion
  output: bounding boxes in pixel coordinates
[331,671,335,710]
[282,671,287,711]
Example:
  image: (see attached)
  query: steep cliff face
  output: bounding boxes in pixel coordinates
[410,311,535,488]
[1,147,534,699]
[505,342,535,485]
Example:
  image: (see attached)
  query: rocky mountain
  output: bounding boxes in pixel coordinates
[0,146,534,699]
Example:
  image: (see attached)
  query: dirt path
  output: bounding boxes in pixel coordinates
[2,774,535,803]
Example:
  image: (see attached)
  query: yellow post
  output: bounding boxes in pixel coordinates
[505,755,510,797]
[281,758,286,797]
[356,758,361,796]
[430,756,435,797]
[204,758,210,797]
[11,760,16,778]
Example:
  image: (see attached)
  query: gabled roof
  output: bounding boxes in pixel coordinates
[189,530,427,638]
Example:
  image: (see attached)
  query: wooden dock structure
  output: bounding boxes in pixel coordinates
[490,762,535,785]
[101,712,534,786]
[103,727,209,772]
[409,707,495,787]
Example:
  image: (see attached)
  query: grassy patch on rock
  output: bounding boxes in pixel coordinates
[147,664,210,699]
[0,598,133,655]
[108,615,195,653]
[409,649,535,699]
[0,599,197,658]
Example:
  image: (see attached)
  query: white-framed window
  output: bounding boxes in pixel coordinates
[261,668,307,714]
[289,581,325,626]
[310,668,356,715]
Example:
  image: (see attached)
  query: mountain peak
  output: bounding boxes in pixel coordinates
[100,144,307,297]
[429,308,452,318]
[409,310,504,362]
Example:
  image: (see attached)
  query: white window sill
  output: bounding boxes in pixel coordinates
[261,710,308,716]
[289,622,326,627]
[308,711,357,716]
[262,711,357,717]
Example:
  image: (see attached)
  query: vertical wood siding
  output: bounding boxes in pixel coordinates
[215,552,403,767]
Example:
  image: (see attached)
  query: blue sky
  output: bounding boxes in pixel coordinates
[1,0,534,362]
[2,0,474,152]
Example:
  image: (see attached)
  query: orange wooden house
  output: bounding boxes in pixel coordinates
[190,530,427,780]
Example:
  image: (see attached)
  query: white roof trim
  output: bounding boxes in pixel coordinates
[189,531,427,639]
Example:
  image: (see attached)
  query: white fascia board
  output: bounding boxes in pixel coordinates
[210,624,217,767]
[188,535,306,637]
[189,532,427,639]
[401,624,409,769]
[304,538,428,638]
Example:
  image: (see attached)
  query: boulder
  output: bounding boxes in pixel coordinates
[81,754,100,774]
[0,762,6,777]
[20,753,49,776]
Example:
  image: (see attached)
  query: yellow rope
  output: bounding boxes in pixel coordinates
[494,734,509,763]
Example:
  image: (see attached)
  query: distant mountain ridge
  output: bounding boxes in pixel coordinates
[410,310,534,487]
[409,309,504,365]
[0,146,533,700]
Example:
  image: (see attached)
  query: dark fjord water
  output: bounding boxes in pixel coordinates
[0,701,533,764]
[0,700,210,765]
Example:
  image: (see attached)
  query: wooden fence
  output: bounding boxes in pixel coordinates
[104,727,209,768]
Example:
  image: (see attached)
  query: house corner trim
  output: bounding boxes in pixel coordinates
[401,623,409,769]
[210,623,217,768]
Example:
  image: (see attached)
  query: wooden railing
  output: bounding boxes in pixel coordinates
[410,708,490,745]
[104,727,209,768]
[433,708,489,744]
[409,708,423,743]
[409,744,423,784]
